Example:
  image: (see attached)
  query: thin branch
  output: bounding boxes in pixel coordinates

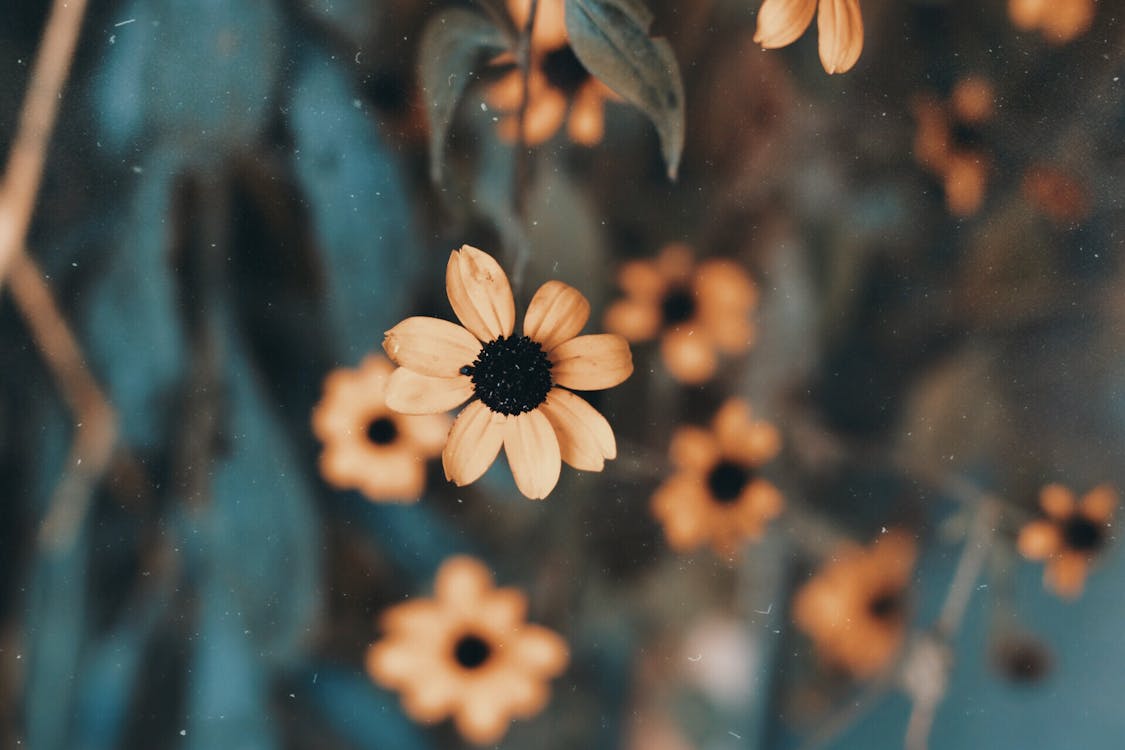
[0,0,88,287]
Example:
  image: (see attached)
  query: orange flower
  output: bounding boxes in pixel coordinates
[651,399,783,557]
[1017,483,1116,599]
[754,0,864,74]
[792,531,917,679]
[1009,0,1095,44]
[912,77,995,216]
[311,355,450,502]
[1022,165,1091,225]
[366,556,569,745]
[486,0,620,146]
[382,245,632,499]
[604,244,757,384]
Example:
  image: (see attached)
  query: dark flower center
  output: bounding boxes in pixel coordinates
[461,335,553,416]
[867,589,905,622]
[660,287,696,327]
[996,639,1051,684]
[950,122,984,151]
[707,461,753,504]
[1062,515,1104,552]
[541,46,590,96]
[366,416,398,446]
[453,634,492,670]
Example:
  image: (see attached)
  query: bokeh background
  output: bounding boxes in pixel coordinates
[2,0,1124,748]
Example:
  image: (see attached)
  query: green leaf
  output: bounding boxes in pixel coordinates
[419,8,509,183]
[565,0,685,180]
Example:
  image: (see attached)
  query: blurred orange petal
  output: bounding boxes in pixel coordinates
[604,298,662,342]
[1080,484,1117,524]
[1017,520,1062,560]
[660,327,717,384]
[1040,483,1076,519]
[1045,553,1088,599]
[669,426,720,473]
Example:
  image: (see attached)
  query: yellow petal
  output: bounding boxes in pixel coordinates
[753,0,817,49]
[384,317,482,377]
[446,245,516,342]
[1080,484,1117,524]
[1040,483,1075,519]
[455,687,514,745]
[616,258,666,301]
[514,624,570,676]
[817,0,864,74]
[503,409,562,499]
[568,82,606,146]
[549,334,634,391]
[538,388,616,471]
[603,298,661,342]
[436,555,494,608]
[523,81,568,145]
[1017,520,1062,560]
[524,280,591,352]
[660,327,717,384]
[385,367,474,415]
[668,426,719,472]
[443,401,506,486]
[1045,553,1088,599]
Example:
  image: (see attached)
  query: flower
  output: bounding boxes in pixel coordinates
[1022,165,1091,225]
[792,531,917,678]
[651,399,783,557]
[311,355,450,502]
[604,244,757,384]
[912,77,995,216]
[485,0,620,146]
[366,556,569,745]
[1017,483,1116,599]
[754,0,864,74]
[382,245,632,499]
[1009,0,1095,44]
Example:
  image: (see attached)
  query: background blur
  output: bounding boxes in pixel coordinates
[2,0,1124,748]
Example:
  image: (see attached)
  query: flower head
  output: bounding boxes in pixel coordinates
[383,245,632,499]
[366,556,569,745]
[604,244,757,384]
[311,356,450,502]
[651,399,783,557]
[1022,165,1091,225]
[913,77,995,216]
[754,0,864,74]
[486,0,620,146]
[1018,483,1116,599]
[1009,0,1094,44]
[792,530,917,678]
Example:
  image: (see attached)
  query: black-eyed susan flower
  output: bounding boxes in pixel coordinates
[1018,483,1116,599]
[366,556,569,745]
[1009,0,1094,44]
[651,399,783,557]
[792,530,917,679]
[913,77,995,217]
[754,0,864,74]
[311,355,450,502]
[604,244,757,385]
[382,245,632,499]
[485,0,620,147]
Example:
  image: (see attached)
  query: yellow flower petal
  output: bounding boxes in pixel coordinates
[754,0,817,49]
[1045,553,1088,599]
[817,0,863,74]
[524,280,591,352]
[1080,484,1117,524]
[443,401,506,486]
[538,388,616,471]
[1017,520,1062,560]
[660,327,717,384]
[446,245,516,342]
[436,555,494,609]
[549,334,634,391]
[384,317,482,377]
[568,81,606,146]
[603,298,661,342]
[385,367,474,415]
[503,409,562,499]
[514,624,570,676]
[668,426,719,473]
[1040,483,1076,519]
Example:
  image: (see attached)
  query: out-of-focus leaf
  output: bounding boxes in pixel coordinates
[302,665,431,750]
[84,150,186,451]
[92,0,282,159]
[185,588,276,750]
[564,0,685,179]
[207,318,321,666]
[289,48,421,361]
[24,529,89,750]
[419,8,509,183]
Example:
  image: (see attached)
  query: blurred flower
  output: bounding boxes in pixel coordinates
[311,355,450,502]
[382,245,632,499]
[366,556,569,745]
[1009,0,1095,44]
[991,633,1053,684]
[912,77,995,216]
[486,0,620,146]
[1022,165,1091,225]
[651,399,783,557]
[604,244,757,384]
[1018,483,1116,599]
[754,0,864,74]
[792,530,917,678]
